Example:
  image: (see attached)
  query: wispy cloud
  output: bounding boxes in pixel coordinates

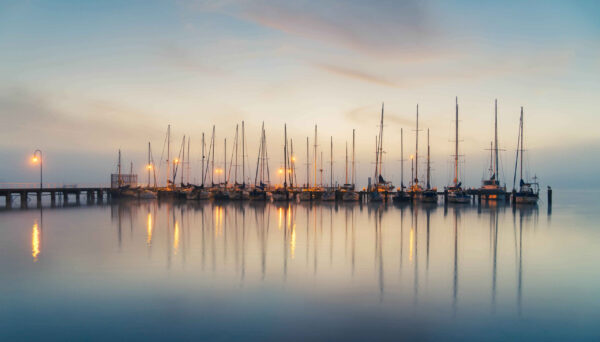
[315,63,399,88]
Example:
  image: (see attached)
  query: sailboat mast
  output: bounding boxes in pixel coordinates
[379,103,384,178]
[314,125,317,188]
[415,104,419,185]
[427,128,431,189]
[290,139,295,187]
[224,138,227,186]
[201,132,205,186]
[211,126,215,185]
[242,121,245,185]
[374,135,379,182]
[284,124,288,189]
[494,99,499,180]
[352,129,355,187]
[520,107,524,182]
[118,149,122,187]
[147,142,151,187]
[330,136,333,187]
[166,124,170,188]
[235,124,239,184]
[181,135,185,186]
[187,136,190,185]
[454,97,459,187]
[401,128,404,189]
[345,141,348,185]
[306,137,309,188]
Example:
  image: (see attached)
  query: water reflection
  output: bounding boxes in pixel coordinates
[31,220,40,262]
[6,192,600,341]
[102,201,545,316]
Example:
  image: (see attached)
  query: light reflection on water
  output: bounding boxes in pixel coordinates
[1,193,600,341]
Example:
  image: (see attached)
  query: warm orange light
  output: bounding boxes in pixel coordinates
[173,158,179,164]
[410,155,414,160]
[146,164,153,170]
[215,168,223,174]
[278,168,284,174]
[291,156,296,162]
[32,156,38,163]
[32,221,40,262]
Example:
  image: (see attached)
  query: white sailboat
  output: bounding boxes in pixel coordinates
[446,97,471,203]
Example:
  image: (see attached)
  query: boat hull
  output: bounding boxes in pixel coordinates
[342,191,359,201]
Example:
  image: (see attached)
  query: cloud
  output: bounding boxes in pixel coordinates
[0,87,162,153]
[345,105,413,127]
[315,63,399,88]
[232,0,442,60]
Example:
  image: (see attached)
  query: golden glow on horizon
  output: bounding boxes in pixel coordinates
[32,221,40,262]
[173,220,180,254]
[147,213,152,245]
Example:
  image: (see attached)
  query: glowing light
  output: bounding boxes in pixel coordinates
[214,206,223,237]
[173,221,180,254]
[291,156,296,162]
[290,224,296,259]
[278,168,284,175]
[32,221,40,262]
[214,168,223,174]
[410,155,414,160]
[278,207,283,229]
[147,213,153,245]
[31,156,39,163]
[146,164,153,170]
[173,158,179,164]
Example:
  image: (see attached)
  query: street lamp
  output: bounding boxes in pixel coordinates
[32,149,43,189]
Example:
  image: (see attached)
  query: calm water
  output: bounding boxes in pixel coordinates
[1,191,599,341]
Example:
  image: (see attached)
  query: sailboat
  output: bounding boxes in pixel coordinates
[271,124,290,201]
[419,129,438,203]
[512,107,539,204]
[410,104,425,199]
[322,136,336,201]
[342,129,360,201]
[250,122,270,200]
[369,103,394,202]
[140,142,158,199]
[479,99,507,201]
[446,97,471,203]
[298,136,312,201]
[213,136,230,200]
[393,127,411,202]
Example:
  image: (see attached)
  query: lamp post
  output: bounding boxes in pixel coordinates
[32,149,43,189]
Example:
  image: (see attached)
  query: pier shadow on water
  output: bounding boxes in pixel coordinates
[0,191,599,341]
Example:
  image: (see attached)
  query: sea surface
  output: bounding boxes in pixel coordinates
[1,191,599,341]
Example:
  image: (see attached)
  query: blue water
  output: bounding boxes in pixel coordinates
[0,191,599,341]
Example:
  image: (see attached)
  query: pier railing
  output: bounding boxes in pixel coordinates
[0,183,108,189]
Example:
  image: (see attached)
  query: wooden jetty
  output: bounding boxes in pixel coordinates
[0,186,110,208]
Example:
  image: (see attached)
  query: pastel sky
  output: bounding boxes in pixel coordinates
[1,0,599,189]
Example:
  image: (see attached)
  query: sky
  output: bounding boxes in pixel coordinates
[1,0,599,189]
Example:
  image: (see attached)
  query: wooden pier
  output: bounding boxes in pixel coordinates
[0,186,110,208]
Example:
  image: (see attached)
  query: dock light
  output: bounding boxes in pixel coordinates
[174,158,179,164]
[32,149,43,189]
[215,168,223,174]
[146,164,153,170]
[410,155,414,160]
[278,168,284,175]
[291,156,296,162]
